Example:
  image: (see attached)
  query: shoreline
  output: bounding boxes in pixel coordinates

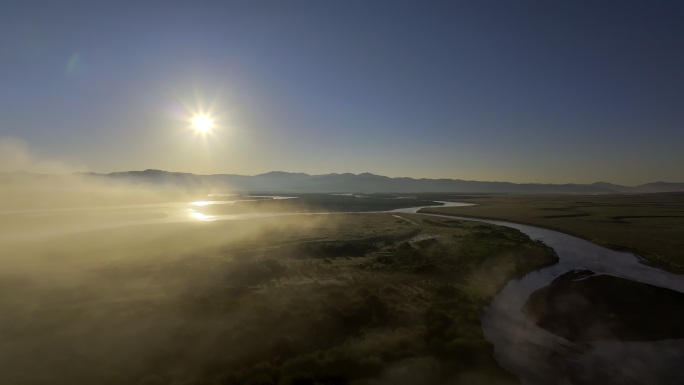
[418,209,684,275]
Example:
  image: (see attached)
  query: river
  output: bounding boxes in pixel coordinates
[414,210,684,385]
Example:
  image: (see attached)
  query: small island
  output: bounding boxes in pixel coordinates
[523,269,684,342]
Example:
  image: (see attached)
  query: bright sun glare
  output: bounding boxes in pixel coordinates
[191,114,214,133]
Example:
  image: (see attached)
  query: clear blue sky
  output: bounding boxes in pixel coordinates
[1,0,683,185]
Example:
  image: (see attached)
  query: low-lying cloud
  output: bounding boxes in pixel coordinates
[0,137,84,174]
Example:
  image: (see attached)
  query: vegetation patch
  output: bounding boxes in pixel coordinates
[421,193,684,273]
[523,270,684,342]
[0,213,557,385]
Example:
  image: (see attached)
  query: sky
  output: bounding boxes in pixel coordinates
[1,0,683,185]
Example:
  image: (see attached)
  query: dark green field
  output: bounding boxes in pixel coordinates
[523,269,684,342]
[421,193,684,273]
[0,213,556,385]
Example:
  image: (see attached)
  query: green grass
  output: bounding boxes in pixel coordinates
[420,193,684,273]
[0,213,556,385]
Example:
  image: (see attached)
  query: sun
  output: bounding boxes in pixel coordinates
[191,114,214,133]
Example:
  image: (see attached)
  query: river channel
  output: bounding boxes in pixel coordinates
[412,207,684,385]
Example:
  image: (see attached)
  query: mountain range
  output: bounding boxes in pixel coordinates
[70,169,684,194]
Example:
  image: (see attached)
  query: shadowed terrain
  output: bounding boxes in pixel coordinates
[0,213,556,385]
[523,270,684,342]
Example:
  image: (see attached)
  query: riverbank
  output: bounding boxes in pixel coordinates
[462,209,684,385]
[523,269,684,342]
[420,193,684,274]
[419,210,665,271]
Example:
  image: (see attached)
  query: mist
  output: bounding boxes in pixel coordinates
[0,177,333,384]
[3,132,684,385]
[1,158,549,385]
[0,141,336,384]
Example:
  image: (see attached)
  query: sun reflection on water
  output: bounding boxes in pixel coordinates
[189,210,213,221]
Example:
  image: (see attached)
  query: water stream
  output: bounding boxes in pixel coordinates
[413,210,684,385]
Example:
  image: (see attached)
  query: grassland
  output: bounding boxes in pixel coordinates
[0,213,556,385]
[420,193,684,273]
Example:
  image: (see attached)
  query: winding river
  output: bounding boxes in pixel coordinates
[410,206,684,385]
[3,198,683,383]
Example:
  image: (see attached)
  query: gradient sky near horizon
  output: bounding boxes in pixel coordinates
[1,0,683,185]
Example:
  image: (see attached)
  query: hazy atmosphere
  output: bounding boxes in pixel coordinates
[2,2,684,385]
[2,0,683,184]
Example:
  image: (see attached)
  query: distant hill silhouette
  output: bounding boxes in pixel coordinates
[61,169,684,194]
[633,182,684,193]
